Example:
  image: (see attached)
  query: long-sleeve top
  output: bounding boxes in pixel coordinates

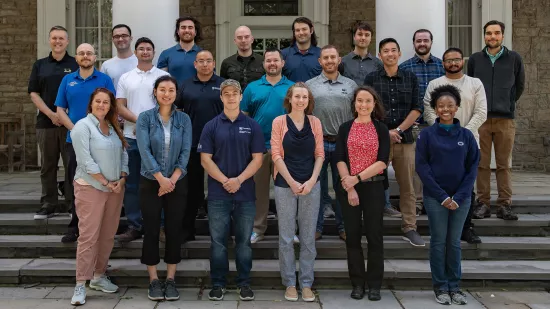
[415,119,480,207]
[70,114,129,192]
[423,75,487,147]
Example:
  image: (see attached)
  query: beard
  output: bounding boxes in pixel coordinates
[445,66,463,74]
[415,47,430,56]
[79,63,94,70]
[266,68,281,76]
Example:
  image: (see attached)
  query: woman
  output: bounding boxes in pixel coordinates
[136,75,192,302]
[416,84,479,305]
[70,88,129,306]
[271,82,324,302]
[335,86,390,301]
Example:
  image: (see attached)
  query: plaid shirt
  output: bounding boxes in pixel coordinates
[364,68,422,144]
[399,54,445,107]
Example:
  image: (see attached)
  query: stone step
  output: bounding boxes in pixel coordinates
[2,258,549,288]
[1,213,549,236]
[1,235,549,260]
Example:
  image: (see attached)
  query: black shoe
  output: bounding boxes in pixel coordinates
[496,205,518,220]
[164,278,179,301]
[61,231,78,243]
[472,203,491,219]
[350,286,365,300]
[238,286,255,301]
[148,279,164,301]
[368,289,381,301]
[461,227,482,244]
[115,228,142,243]
[196,207,207,219]
[208,286,226,301]
[34,208,55,220]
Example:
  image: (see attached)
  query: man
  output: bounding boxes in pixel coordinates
[29,26,79,220]
[240,48,294,244]
[158,16,203,84]
[176,50,224,241]
[424,47,488,244]
[100,24,138,88]
[306,45,357,241]
[115,37,169,243]
[281,17,321,82]
[220,26,264,90]
[364,38,425,247]
[199,79,264,302]
[468,20,525,221]
[55,43,116,243]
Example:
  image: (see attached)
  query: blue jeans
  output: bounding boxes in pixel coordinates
[317,141,344,233]
[123,138,142,231]
[424,195,471,292]
[384,189,392,209]
[208,199,255,287]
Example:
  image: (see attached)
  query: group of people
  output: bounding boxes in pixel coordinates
[28,14,524,307]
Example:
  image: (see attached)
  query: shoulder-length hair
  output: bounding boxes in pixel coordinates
[87,88,128,148]
[291,17,318,47]
[351,85,386,121]
[283,82,315,115]
[174,16,202,43]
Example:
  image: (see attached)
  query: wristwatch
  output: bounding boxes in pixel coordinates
[356,174,362,182]
[396,127,403,134]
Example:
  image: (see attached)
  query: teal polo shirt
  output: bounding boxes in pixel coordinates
[240,75,294,149]
[485,46,504,65]
[157,43,202,83]
[54,68,116,143]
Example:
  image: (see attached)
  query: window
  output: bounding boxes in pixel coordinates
[252,37,292,55]
[447,0,482,71]
[243,0,300,16]
[75,0,113,67]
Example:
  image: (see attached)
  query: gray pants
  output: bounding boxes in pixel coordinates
[274,183,320,288]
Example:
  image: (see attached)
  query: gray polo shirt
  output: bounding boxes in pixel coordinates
[306,73,357,136]
[339,51,382,86]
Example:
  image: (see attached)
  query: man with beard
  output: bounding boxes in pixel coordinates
[241,48,294,244]
[468,20,525,221]
[424,47,487,244]
[306,45,357,241]
[281,17,321,82]
[220,26,264,90]
[55,43,116,243]
[158,16,202,84]
[101,24,138,88]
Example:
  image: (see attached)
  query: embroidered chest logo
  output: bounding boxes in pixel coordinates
[458,141,464,146]
[68,81,79,87]
[64,68,72,73]
[239,127,252,134]
[212,87,221,91]
[341,89,348,94]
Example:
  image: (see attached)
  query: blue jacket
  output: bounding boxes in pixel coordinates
[136,105,192,181]
[415,119,480,207]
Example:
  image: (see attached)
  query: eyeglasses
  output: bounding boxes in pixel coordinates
[196,60,214,65]
[76,52,95,57]
[112,34,130,40]
[137,47,154,52]
[444,58,462,64]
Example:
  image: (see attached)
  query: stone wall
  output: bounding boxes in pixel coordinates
[179,0,216,57]
[512,0,550,171]
[0,0,37,168]
[328,0,376,55]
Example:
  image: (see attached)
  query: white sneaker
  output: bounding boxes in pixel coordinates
[89,275,119,293]
[293,235,300,244]
[71,284,86,305]
[250,232,264,244]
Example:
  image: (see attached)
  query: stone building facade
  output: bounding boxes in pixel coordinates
[0,0,548,171]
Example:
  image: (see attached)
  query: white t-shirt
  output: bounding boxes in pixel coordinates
[117,66,170,139]
[100,54,138,88]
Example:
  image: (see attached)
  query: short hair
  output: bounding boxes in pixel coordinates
[283,82,315,115]
[135,37,155,50]
[353,21,374,36]
[291,17,318,47]
[351,86,386,120]
[220,79,242,94]
[49,25,68,34]
[442,47,463,60]
[320,44,339,54]
[264,47,283,60]
[112,24,131,35]
[413,29,433,41]
[429,84,462,109]
[484,20,505,34]
[174,16,202,43]
[379,38,400,52]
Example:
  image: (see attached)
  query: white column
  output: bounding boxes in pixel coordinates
[112,0,179,65]
[376,0,446,63]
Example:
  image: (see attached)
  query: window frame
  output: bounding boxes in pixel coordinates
[445,0,482,61]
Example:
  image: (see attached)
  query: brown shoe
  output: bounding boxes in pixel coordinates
[472,203,491,219]
[315,232,322,240]
[496,205,518,220]
[284,286,298,301]
[301,287,315,302]
[159,227,166,243]
[339,231,347,241]
[115,228,141,243]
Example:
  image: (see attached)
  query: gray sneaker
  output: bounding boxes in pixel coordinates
[71,284,86,306]
[403,230,425,247]
[148,279,164,301]
[383,206,402,217]
[164,278,180,301]
[323,204,335,218]
[451,290,468,305]
[435,290,451,305]
[89,275,118,293]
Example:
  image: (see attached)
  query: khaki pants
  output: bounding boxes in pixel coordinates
[477,118,515,207]
[253,151,273,235]
[389,143,417,233]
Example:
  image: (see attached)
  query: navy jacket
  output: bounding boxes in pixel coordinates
[415,119,480,206]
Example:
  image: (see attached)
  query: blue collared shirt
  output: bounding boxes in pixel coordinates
[136,105,192,181]
[281,44,322,82]
[157,43,202,84]
[54,69,116,143]
[399,54,445,110]
[71,113,129,192]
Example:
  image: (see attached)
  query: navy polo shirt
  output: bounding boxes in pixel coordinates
[54,68,116,143]
[281,44,322,82]
[176,74,224,148]
[198,112,265,202]
[157,43,202,84]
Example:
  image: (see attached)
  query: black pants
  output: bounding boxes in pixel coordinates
[140,176,188,265]
[462,191,476,231]
[181,150,204,240]
[337,180,385,290]
[65,143,79,234]
[37,127,68,211]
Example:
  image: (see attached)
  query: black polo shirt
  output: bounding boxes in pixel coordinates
[220,52,264,90]
[28,52,79,129]
[175,74,225,148]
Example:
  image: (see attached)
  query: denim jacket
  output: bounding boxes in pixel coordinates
[136,105,192,180]
[71,114,129,192]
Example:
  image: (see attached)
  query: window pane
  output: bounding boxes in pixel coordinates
[447,0,471,25]
[448,27,472,56]
[101,28,113,59]
[76,0,98,27]
[265,38,278,49]
[252,38,264,51]
[76,28,98,49]
[244,0,299,16]
[280,38,292,49]
[100,0,113,28]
